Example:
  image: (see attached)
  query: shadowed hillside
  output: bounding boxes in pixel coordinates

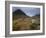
[13,9,26,16]
[13,9,29,20]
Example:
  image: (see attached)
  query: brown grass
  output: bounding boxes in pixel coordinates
[12,17,40,31]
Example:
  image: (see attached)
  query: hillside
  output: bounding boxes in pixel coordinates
[12,9,40,31]
[13,9,28,20]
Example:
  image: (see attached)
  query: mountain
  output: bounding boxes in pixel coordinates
[13,9,26,16]
[13,9,40,30]
[13,9,29,20]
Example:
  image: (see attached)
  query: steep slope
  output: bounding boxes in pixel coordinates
[13,9,29,20]
[13,9,26,16]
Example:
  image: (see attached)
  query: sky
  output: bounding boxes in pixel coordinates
[12,7,40,17]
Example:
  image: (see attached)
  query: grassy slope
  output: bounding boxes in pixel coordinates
[12,16,40,31]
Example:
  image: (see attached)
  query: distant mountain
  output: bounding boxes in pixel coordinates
[35,14,40,16]
[13,9,26,16]
[32,14,40,19]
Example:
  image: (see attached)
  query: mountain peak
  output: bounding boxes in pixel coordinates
[13,9,26,16]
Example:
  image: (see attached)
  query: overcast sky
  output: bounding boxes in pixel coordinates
[12,7,40,17]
